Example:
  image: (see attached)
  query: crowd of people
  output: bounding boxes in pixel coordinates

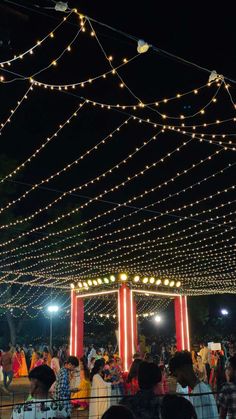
[0,340,236,418]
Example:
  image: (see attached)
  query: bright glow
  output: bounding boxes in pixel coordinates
[133,289,179,297]
[170,281,175,287]
[77,290,118,298]
[118,286,121,360]
[48,305,59,313]
[70,290,73,356]
[180,296,185,349]
[156,279,162,286]
[149,277,155,284]
[124,287,128,371]
[120,273,128,281]
[88,280,93,286]
[164,279,169,286]
[78,282,83,288]
[93,280,98,286]
[221,309,229,316]
[97,278,102,284]
[130,290,135,354]
[104,278,109,284]
[70,283,75,289]
[143,277,148,284]
[154,315,162,323]
[184,296,190,351]
[83,282,87,288]
[110,275,116,282]
[75,299,77,356]
[176,281,181,287]
[133,275,140,282]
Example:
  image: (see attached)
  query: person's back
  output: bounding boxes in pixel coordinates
[191,381,218,419]
[169,350,219,419]
[121,361,161,419]
[161,394,197,419]
[11,365,64,419]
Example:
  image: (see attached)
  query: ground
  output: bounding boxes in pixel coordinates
[0,378,88,419]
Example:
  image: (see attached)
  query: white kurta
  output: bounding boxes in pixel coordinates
[89,374,111,419]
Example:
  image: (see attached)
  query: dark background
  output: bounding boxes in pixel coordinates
[0,0,236,345]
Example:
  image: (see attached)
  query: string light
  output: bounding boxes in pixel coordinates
[0,145,224,266]
[0,102,85,185]
[0,12,73,67]
[0,116,132,216]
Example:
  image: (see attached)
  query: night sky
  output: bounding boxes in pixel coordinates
[0,0,236,326]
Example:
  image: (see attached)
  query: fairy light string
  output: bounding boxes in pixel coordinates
[0,11,74,67]
[0,101,85,184]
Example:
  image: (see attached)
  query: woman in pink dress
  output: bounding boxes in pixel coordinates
[33,352,44,368]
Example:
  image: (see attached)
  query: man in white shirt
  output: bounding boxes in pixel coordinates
[169,350,219,419]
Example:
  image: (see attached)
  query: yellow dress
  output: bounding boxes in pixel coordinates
[73,379,91,402]
[19,351,28,377]
[72,368,91,409]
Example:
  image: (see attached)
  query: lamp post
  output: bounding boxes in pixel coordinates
[47,305,59,349]
[221,308,229,316]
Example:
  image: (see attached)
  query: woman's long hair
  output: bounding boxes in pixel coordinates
[80,356,90,381]
[90,359,105,382]
[127,358,142,383]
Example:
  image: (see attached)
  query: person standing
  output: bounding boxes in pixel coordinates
[199,342,211,382]
[54,355,79,416]
[51,350,60,377]
[169,350,218,419]
[11,365,69,419]
[1,345,13,392]
[120,361,162,419]
[12,348,22,378]
[219,355,236,419]
[89,359,112,419]
[19,348,28,377]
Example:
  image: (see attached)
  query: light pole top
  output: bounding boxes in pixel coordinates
[47,305,59,313]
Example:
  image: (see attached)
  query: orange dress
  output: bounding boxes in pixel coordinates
[30,351,37,371]
[19,351,28,377]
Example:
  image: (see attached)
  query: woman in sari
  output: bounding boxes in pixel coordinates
[13,348,22,378]
[29,348,38,371]
[19,348,28,377]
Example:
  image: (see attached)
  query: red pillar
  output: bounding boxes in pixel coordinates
[132,298,138,353]
[118,284,137,371]
[76,297,84,358]
[174,296,190,351]
[70,288,76,356]
[70,289,84,357]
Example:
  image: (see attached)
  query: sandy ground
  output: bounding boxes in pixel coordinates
[0,378,88,419]
[0,377,30,419]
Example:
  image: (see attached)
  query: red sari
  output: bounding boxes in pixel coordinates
[13,352,22,378]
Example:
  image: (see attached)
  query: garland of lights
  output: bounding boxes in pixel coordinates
[14,166,235,275]
[0,6,236,300]
[0,12,73,67]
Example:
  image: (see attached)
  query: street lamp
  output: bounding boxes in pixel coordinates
[47,305,59,349]
[154,315,162,323]
[221,308,229,316]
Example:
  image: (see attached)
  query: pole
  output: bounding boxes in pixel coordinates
[50,313,52,349]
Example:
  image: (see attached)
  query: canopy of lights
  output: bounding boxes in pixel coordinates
[0,4,236,321]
